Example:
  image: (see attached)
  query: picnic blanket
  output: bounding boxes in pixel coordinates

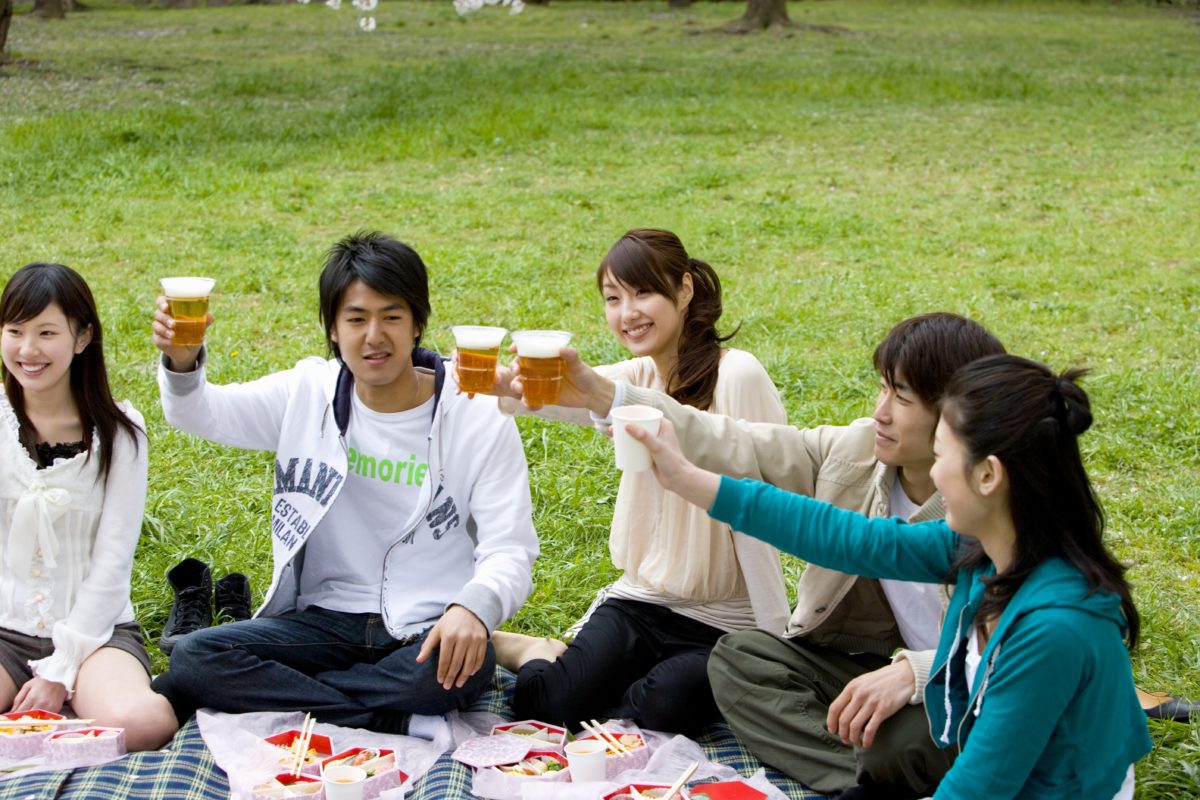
[0,669,826,799]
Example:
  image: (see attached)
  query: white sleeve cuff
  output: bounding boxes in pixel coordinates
[892,648,936,705]
[590,381,628,424]
[28,624,111,699]
[588,380,626,429]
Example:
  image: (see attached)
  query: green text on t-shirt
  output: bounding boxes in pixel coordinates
[347,446,428,487]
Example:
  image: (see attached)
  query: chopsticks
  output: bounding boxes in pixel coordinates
[577,721,618,754]
[661,761,699,800]
[0,718,94,729]
[290,714,316,777]
[580,719,630,754]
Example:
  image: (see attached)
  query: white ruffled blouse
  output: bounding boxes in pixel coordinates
[0,390,147,695]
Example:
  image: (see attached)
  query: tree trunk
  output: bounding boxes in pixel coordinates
[0,0,12,60]
[32,0,65,18]
[723,0,789,33]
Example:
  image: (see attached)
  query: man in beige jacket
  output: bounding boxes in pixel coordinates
[531,313,1004,798]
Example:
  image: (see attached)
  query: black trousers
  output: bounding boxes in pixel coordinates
[512,598,726,735]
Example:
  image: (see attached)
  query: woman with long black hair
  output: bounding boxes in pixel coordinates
[633,353,1150,798]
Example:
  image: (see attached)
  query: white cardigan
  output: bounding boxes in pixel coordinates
[0,390,146,696]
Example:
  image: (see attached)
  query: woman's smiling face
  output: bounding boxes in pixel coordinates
[2,302,91,398]
[601,269,691,362]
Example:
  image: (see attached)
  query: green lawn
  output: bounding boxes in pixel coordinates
[2,0,1198,795]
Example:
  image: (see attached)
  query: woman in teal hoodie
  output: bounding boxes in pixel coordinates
[628,354,1151,799]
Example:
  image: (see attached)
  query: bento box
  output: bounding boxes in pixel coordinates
[687,781,767,800]
[489,749,570,781]
[265,729,335,774]
[42,727,126,765]
[319,747,406,799]
[603,783,688,800]
[0,709,72,759]
[252,772,324,799]
[491,720,567,752]
[575,731,650,779]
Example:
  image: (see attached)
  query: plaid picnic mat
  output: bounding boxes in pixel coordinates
[0,669,826,799]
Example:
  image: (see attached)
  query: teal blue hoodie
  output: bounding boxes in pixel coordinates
[710,476,1151,800]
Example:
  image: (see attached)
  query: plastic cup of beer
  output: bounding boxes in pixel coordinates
[511,330,573,406]
[160,277,215,348]
[611,405,664,472]
[452,325,507,395]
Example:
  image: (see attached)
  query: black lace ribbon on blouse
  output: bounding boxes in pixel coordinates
[33,440,87,470]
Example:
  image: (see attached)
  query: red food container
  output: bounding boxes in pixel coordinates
[319,747,407,799]
[265,729,335,775]
[603,783,687,800]
[491,719,568,751]
[575,731,650,779]
[42,727,126,765]
[687,781,768,800]
[490,749,571,781]
[252,772,324,799]
[0,709,72,759]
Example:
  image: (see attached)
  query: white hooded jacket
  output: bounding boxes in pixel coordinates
[158,348,538,638]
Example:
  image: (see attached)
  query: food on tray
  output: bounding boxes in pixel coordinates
[615,733,644,750]
[0,716,53,735]
[496,752,567,777]
[580,731,646,753]
[507,725,545,738]
[53,729,120,741]
[492,720,567,747]
[253,774,323,797]
[264,729,333,767]
[603,784,673,800]
[0,710,73,759]
[322,746,397,777]
[279,744,320,765]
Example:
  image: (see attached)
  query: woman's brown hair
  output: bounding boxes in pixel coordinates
[597,229,736,410]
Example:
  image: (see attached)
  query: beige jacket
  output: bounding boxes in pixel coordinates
[504,350,791,635]
[621,384,947,698]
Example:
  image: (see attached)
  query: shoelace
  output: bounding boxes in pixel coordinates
[217,584,252,619]
[172,587,211,632]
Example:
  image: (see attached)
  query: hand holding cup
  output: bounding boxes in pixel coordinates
[624,419,721,511]
[451,326,508,399]
[511,346,616,416]
[152,279,214,374]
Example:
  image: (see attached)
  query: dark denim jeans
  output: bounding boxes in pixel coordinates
[152,606,495,733]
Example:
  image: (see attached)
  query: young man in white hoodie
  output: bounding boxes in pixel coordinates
[149,232,538,735]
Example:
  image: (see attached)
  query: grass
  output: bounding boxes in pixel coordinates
[2,0,1198,795]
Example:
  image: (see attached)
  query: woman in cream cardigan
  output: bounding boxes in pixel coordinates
[486,229,789,735]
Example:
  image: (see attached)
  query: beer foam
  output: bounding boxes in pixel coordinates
[511,330,572,358]
[160,277,215,298]
[452,326,507,350]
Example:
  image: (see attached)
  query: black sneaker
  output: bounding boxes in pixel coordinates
[215,573,253,623]
[160,558,213,655]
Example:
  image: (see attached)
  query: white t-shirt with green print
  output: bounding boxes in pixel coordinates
[297,392,435,615]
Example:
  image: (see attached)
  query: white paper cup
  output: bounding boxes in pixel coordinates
[610,405,664,472]
[322,765,367,800]
[564,739,608,783]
